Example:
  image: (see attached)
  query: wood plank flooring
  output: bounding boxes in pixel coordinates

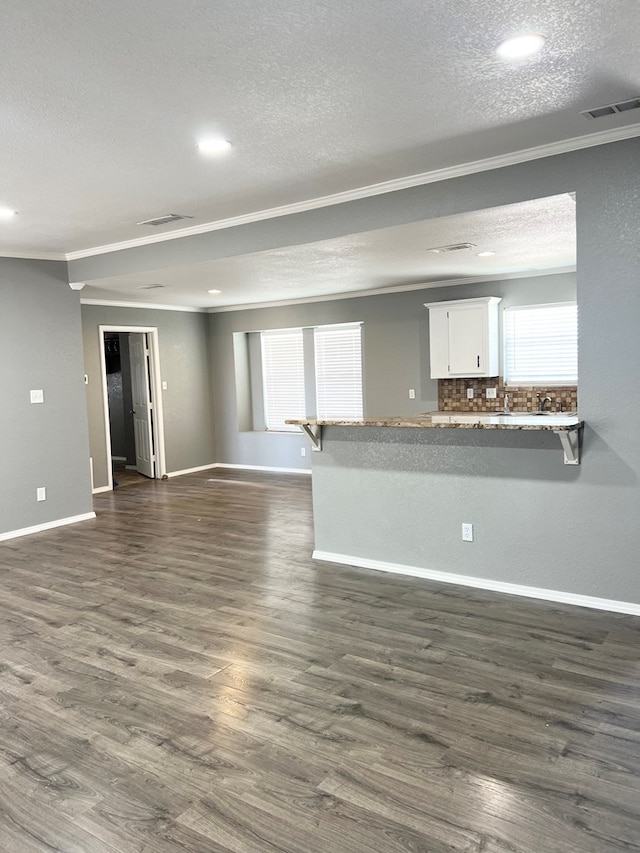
[1,468,640,852]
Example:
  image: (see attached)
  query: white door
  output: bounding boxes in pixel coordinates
[128,333,155,478]
[447,305,485,375]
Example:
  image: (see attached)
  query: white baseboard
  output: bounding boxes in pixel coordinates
[166,463,218,478]
[92,485,112,494]
[154,462,313,479]
[112,455,127,462]
[0,512,97,543]
[211,463,312,475]
[312,551,640,616]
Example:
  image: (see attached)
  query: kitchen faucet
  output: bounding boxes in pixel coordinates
[537,394,552,412]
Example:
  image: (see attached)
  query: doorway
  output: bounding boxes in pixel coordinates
[99,325,166,490]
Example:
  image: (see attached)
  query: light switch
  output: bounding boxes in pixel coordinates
[30,389,44,404]
[162,381,168,390]
[36,487,46,502]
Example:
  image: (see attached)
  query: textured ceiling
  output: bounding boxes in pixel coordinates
[0,0,638,256]
[84,194,576,308]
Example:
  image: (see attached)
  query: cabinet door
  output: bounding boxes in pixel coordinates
[448,305,485,375]
[428,307,450,378]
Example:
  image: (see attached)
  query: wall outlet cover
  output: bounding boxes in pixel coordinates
[30,389,44,404]
[466,388,474,399]
[36,487,46,502]
[408,388,416,399]
[486,387,497,399]
[462,522,473,542]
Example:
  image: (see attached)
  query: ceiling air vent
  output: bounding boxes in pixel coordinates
[426,243,476,254]
[581,97,640,120]
[137,213,194,227]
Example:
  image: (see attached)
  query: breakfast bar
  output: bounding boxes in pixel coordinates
[288,411,583,465]
[286,411,587,598]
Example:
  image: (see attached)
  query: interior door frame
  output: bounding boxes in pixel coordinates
[98,325,167,490]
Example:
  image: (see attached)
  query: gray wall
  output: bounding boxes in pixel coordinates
[82,305,216,488]
[209,272,576,469]
[0,259,93,535]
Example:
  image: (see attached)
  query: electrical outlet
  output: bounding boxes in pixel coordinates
[408,388,416,399]
[462,522,473,542]
[486,387,497,399]
[300,447,306,457]
[30,389,44,404]
[36,487,46,502]
[466,388,474,400]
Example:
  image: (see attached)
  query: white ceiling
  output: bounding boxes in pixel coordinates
[0,0,638,258]
[84,194,576,309]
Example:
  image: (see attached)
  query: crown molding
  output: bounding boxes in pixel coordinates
[64,123,640,261]
[206,266,576,313]
[80,298,204,313]
[2,124,636,265]
[0,249,66,261]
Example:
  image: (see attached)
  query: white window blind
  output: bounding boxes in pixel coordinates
[261,329,306,430]
[314,324,363,420]
[504,303,578,386]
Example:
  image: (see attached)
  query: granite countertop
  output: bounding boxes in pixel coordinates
[286,412,583,431]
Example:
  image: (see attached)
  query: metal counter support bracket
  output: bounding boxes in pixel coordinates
[554,428,581,465]
[300,424,322,451]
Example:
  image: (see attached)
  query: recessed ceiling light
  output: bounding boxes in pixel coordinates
[197,137,232,156]
[477,251,496,257]
[496,33,545,61]
[208,289,222,294]
[0,206,17,219]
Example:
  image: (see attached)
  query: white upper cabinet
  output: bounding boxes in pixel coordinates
[424,297,502,379]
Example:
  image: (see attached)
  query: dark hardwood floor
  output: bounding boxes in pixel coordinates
[1,468,640,852]
[112,461,150,489]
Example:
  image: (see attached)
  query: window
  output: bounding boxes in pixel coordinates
[258,323,363,431]
[314,324,363,420]
[261,329,305,431]
[504,303,578,386]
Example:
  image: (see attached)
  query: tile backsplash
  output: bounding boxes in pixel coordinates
[438,377,578,413]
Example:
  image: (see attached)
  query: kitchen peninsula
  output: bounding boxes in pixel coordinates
[287,411,589,610]
[288,411,583,464]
